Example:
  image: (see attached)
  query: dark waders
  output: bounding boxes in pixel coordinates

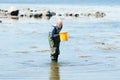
[48,33,60,62]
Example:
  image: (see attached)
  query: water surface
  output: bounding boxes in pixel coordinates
[0,4,120,80]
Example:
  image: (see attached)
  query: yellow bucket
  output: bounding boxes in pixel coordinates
[60,32,68,41]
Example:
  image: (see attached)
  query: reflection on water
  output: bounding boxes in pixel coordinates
[49,62,60,80]
[8,16,19,22]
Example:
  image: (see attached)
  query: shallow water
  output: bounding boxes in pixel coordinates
[0,4,120,80]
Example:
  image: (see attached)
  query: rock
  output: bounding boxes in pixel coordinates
[69,13,73,16]
[4,10,8,13]
[34,13,42,18]
[46,11,52,17]
[20,14,24,17]
[87,13,91,17]
[101,13,106,17]
[64,13,69,16]
[74,14,79,17]
[51,12,56,16]
[30,10,34,12]
[80,13,84,16]
[8,7,19,16]
[95,12,101,17]
[34,10,37,12]
[58,14,62,16]
[10,10,19,16]
[29,14,33,18]
[0,20,2,23]
[95,11,106,18]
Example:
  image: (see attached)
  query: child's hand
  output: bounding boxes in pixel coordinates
[54,34,59,37]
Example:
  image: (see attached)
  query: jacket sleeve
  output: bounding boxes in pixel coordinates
[51,28,56,37]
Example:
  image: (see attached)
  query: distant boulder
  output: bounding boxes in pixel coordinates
[95,11,106,18]
[74,14,79,17]
[20,14,24,17]
[51,12,56,16]
[58,14,62,16]
[8,7,19,16]
[64,13,69,16]
[10,10,19,16]
[34,13,43,18]
[69,13,73,16]
[46,11,52,17]
[0,20,2,23]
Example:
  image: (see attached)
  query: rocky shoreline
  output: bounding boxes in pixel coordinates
[0,7,106,21]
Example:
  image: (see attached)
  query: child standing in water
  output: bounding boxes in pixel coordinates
[48,19,63,62]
